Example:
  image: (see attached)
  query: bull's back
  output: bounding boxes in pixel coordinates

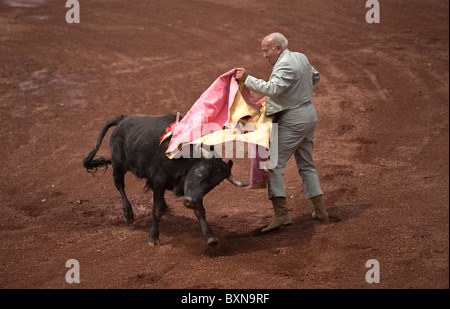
[116,114,174,141]
[110,114,176,176]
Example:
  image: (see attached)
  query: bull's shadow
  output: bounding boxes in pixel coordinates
[126,203,372,256]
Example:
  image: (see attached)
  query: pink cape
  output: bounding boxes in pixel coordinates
[166,68,269,188]
[167,69,260,153]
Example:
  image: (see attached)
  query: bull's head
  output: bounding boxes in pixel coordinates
[183,147,248,208]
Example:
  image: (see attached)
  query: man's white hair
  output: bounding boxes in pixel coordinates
[266,32,288,49]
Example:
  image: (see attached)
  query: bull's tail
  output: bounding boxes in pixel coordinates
[82,115,126,174]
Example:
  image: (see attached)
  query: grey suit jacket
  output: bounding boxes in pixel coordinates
[245,49,320,116]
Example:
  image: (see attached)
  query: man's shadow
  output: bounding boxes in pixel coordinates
[207,203,373,256]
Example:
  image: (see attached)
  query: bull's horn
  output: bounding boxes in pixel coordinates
[227,174,249,187]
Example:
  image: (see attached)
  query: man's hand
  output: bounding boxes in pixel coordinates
[235,68,249,82]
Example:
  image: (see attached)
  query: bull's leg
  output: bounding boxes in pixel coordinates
[148,186,167,246]
[113,168,134,224]
[193,205,218,246]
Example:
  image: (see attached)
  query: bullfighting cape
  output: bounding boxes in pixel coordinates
[165,69,272,188]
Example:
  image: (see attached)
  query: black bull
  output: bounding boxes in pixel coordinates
[82,114,248,246]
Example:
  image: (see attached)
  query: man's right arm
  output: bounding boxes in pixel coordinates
[245,62,297,98]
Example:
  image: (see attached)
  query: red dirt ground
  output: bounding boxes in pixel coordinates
[0,0,448,290]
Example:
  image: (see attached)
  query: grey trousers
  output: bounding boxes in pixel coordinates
[268,102,323,200]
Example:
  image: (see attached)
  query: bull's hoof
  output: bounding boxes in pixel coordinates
[148,238,161,246]
[207,237,219,247]
[124,217,134,225]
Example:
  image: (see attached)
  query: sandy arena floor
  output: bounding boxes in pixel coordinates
[0,0,448,290]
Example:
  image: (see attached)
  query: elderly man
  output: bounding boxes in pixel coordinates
[235,32,328,233]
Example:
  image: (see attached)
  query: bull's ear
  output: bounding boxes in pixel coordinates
[227,160,233,168]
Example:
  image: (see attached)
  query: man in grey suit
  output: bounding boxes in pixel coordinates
[235,32,328,233]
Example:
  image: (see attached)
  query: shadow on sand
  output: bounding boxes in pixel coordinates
[122,203,373,257]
